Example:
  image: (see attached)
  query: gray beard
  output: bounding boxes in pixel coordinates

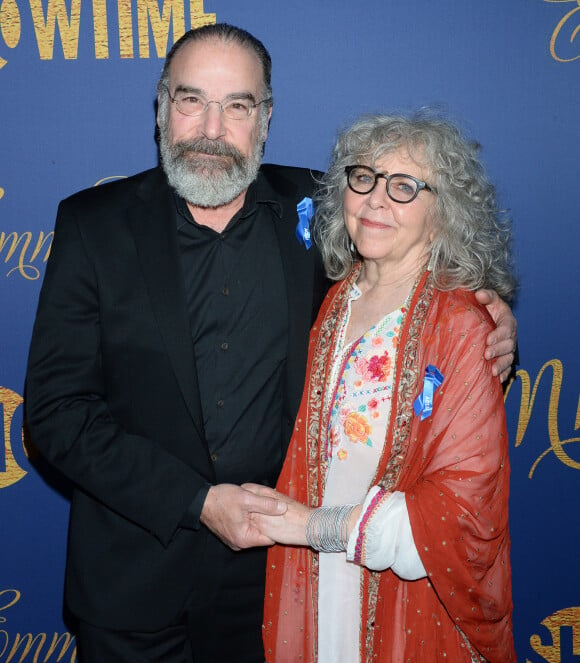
[159,134,263,208]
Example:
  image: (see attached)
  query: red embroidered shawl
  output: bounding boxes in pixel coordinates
[263,269,515,663]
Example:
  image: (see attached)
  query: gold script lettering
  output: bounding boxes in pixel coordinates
[2,633,48,662]
[0,589,77,662]
[93,175,127,186]
[504,360,580,478]
[0,231,53,280]
[0,589,20,622]
[29,0,81,60]
[0,387,27,489]
[527,606,580,662]
[545,0,580,62]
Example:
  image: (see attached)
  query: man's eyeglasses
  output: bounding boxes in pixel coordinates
[165,86,272,121]
[345,165,436,204]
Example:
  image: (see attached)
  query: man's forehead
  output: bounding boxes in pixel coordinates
[169,38,264,88]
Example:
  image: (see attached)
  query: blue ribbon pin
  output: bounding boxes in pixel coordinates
[296,197,314,249]
[413,365,444,420]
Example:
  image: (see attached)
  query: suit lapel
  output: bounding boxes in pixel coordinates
[128,170,205,443]
[260,167,319,423]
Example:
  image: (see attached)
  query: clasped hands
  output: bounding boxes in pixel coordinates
[199,483,310,551]
[199,293,516,552]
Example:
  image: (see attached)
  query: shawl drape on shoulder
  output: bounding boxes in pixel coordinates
[263,269,515,663]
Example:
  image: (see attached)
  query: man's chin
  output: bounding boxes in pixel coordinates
[185,187,245,209]
[168,169,246,207]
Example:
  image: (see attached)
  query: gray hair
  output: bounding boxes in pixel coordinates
[314,112,516,301]
[157,24,273,135]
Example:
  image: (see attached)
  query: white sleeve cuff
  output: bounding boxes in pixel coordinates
[346,486,426,580]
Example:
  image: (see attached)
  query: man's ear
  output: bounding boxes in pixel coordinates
[263,104,273,141]
[156,94,162,129]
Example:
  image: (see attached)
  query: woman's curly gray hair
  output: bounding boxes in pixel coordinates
[313,112,516,301]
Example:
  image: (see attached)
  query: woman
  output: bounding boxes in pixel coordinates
[248,113,516,662]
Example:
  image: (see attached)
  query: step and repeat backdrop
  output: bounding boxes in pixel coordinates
[1,0,579,660]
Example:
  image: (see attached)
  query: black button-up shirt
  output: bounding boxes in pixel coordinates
[174,178,289,525]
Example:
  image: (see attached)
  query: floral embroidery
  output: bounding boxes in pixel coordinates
[354,350,392,382]
[327,295,403,463]
[343,411,372,445]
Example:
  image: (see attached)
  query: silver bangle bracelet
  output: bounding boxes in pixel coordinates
[305,504,358,552]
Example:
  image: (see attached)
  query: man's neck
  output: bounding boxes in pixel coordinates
[186,189,247,233]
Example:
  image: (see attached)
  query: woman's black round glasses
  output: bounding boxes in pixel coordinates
[345,165,436,204]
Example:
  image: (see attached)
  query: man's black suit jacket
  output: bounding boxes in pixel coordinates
[26,164,329,630]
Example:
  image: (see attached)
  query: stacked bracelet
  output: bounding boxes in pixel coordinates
[305,504,358,552]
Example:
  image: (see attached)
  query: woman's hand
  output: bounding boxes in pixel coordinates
[475,289,517,382]
[200,483,287,550]
[242,483,311,546]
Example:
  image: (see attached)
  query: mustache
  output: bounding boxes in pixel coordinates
[171,137,245,164]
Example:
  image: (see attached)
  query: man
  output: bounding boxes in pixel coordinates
[26,24,516,663]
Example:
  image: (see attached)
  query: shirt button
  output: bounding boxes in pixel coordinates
[210,453,219,462]
[217,399,224,408]
[220,342,229,351]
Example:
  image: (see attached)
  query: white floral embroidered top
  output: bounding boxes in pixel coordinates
[318,284,425,663]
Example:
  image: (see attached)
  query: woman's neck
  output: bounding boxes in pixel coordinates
[344,261,424,346]
[356,259,425,295]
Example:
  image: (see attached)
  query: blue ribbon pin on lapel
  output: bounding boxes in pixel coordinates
[413,365,444,420]
[296,197,314,249]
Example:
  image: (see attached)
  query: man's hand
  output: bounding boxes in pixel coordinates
[200,483,287,551]
[243,483,311,546]
[475,289,517,382]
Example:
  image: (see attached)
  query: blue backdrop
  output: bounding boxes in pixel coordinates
[1,1,579,660]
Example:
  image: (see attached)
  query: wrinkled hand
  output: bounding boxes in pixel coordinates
[200,483,287,551]
[475,289,517,382]
[243,483,311,546]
